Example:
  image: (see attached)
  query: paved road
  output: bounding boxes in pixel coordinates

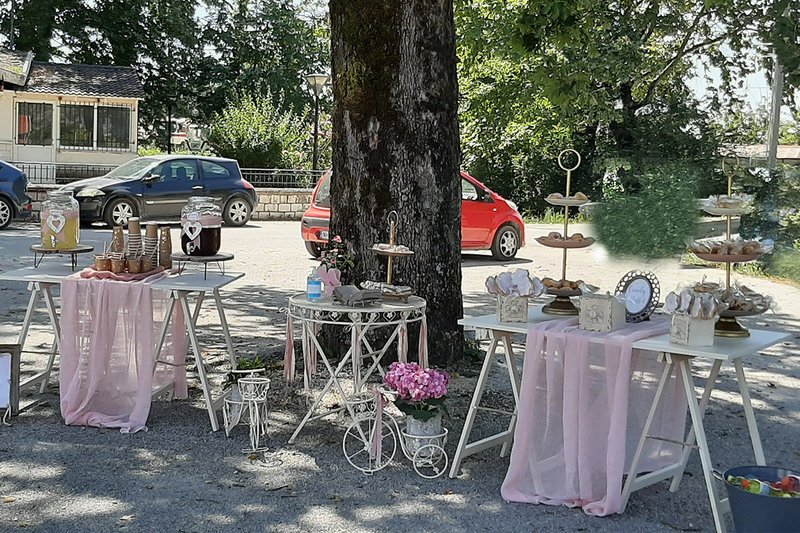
[0,220,798,533]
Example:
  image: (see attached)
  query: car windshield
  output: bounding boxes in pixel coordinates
[105,157,160,180]
[315,172,331,208]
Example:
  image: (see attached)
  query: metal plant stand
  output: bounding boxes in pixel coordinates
[223,376,271,453]
[342,388,448,479]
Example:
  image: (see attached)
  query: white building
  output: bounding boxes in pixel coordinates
[0,49,144,175]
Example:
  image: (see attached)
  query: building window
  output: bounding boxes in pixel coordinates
[60,104,94,147]
[97,106,130,149]
[17,102,53,145]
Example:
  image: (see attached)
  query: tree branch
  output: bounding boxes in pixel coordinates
[634,6,714,110]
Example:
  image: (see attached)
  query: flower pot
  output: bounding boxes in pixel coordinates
[403,414,445,457]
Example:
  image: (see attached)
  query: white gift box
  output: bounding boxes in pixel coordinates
[579,293,626,332]
[670,313,715,346]
[497,295,528,323]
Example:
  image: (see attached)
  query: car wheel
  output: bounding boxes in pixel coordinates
[305,241,323,258]
[223,197,251,227]
[105,198,137,227]
[491,225,520,260]
[0,197,13,229]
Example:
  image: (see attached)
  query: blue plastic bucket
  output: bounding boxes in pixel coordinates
[723,465,800,533]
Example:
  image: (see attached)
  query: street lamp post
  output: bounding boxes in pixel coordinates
[305,73,329,171]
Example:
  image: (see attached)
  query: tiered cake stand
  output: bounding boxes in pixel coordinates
[537,149,595,315]
[371,210,414,297]
[694,162,761,338]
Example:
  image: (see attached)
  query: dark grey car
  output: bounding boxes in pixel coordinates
[0,160,33,229]
[61,155,258,227]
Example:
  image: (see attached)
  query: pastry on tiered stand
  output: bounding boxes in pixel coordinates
[700,194,752,216]
[537,166,597,315]
[692,278,773,337]
[370,211,415,299]
[689,159,776,337]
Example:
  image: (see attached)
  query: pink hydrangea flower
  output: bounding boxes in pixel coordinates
[383,362,449,402]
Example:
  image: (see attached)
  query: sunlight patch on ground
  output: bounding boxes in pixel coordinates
[0,462,65,481]
[299,505,366,532]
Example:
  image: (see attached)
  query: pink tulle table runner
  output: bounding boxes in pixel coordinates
[59,273,187,433]
[501,318,688,516]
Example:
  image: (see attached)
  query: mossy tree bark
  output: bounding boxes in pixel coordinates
[329,0,463,364]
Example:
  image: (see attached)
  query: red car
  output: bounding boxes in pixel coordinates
[301,171,525,260]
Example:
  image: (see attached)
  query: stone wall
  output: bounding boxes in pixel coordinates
[251,188,313,221]
[26,185,312,222]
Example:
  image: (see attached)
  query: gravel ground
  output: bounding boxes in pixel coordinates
[0,221,798,532]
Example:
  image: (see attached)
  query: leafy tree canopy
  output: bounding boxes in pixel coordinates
[0,0,329,149]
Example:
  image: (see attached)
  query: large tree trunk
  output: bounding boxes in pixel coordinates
[329,0,463,364]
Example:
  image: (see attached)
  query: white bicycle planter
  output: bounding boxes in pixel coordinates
[341,388,449,478]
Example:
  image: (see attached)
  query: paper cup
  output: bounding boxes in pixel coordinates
[111,258,126,274]
[94,255,112,271]
[127,217,141,235]
[145,223,159,239]
[127,258,142,274]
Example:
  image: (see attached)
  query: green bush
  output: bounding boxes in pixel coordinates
[593,164,701,259]
[207,92,308,168]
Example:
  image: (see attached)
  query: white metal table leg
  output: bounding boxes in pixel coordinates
[17,284,40,349]
[677,356,727,533]
[733,359,765,465]
[500,335,521,457]
[178,291,220,431]
[358,322,400,386]
[449,332,504,478]
[38,283,62,393]
[152,294,177,371]
[288,343,355,444]
[213,288,236,366]
[669,359,723,491]
[620,357,675,512]
[190,292,205,325]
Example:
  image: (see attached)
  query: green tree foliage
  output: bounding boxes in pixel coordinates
[764,0,800,90]
[739,165,800,281]
[199,0,328,118]
[593,164,701,259]
[454,0,799,227]
[455,0,598,215]
[206,91,308,168]
[1,0,329,154]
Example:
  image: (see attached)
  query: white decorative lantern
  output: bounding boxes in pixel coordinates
[579,293,626,332]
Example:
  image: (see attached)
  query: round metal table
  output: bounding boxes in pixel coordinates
[31,244,94,271]
[171,251,234,278]
[285,294,428,444]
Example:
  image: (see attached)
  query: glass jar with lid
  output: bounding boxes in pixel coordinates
[180,196,222,256]
[41,190,80,249]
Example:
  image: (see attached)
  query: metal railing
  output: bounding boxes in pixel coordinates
[240,168,324,189]
[14,161,321,189]
[12,161,118,185]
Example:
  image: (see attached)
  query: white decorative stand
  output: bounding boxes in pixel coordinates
[223,376,270,453]
[341,388,449,479]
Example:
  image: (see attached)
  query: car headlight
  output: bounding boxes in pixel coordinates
[74,189,106,198]
[507,200,519,212]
